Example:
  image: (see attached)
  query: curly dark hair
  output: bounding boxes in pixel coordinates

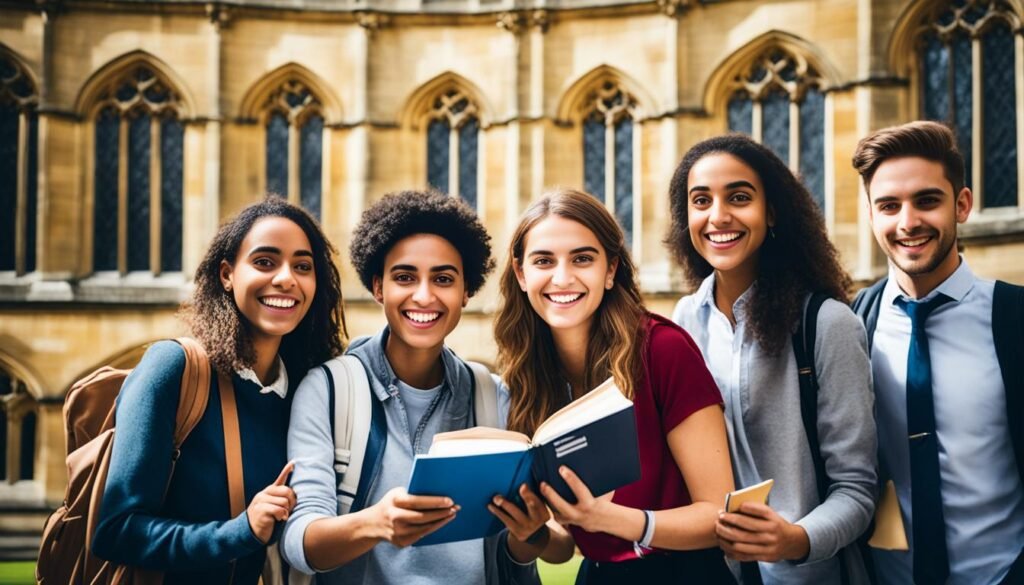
[180,196,347,379]
[665,134,851,355]
[350,189,495,296]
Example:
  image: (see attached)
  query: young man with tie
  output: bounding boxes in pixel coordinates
[851,120,1024,585]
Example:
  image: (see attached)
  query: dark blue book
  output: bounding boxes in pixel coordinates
[408,378,640,546]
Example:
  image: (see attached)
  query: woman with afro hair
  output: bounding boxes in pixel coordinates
[668,134,877,584]
[93,197,347,583]
[282,190,556,585]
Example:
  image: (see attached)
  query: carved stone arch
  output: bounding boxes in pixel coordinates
[702,31,841,115]
[74,50,197,119]
[555,65,657,124]
[888,0,1023,78]
[238,62,342,125]
[0,347,45,401]
[0,43,40,109]
[62,341,153,397]
[399,71,493,130]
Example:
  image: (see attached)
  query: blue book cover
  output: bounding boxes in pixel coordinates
[407,378,640,546]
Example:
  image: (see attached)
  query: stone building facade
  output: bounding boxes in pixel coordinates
[1,0,1022,558]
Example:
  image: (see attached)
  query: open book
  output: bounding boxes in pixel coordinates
[407,378,641,546]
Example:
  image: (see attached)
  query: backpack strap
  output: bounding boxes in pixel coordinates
[851,278,887,353]
[173,337,212,449]
[322,355,384,515]
[218,372,246,517]
[994,281,1024,487]
[466,361,499,428]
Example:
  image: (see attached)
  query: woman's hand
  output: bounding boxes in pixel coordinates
[716,502,810,562]
[247,461,297,544]
[488,483,553,562]
[540,466,616,534]
[369,487,459,548]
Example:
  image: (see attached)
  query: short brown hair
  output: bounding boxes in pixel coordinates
[852,120,966,195]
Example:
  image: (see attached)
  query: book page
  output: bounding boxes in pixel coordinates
[426,427,531,457]
[725,478,774,513]
[532,378,631,445]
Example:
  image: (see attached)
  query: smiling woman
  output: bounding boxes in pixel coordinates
[90,196,346,584]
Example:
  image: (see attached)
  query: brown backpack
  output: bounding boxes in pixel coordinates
[36,337,244,585]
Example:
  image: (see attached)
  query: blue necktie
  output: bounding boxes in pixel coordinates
[899,294,953,585]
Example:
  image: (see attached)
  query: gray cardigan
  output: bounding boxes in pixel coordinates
[673,278,877,585]
[281,327,539,585]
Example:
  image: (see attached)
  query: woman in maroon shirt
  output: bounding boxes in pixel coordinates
[489,188,736,583]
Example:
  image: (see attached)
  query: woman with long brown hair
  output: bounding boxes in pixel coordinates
[668,134,876,584]
[492,189,736,583]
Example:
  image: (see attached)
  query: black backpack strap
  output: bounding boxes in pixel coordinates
[322,364,339,491]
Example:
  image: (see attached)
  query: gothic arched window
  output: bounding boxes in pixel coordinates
[0,369,36,485]
[582,81,637,246]
[0,54,38,275]
[426,89,480,209]
[91,65,184,275]
[726,49,827,212]
[263,80,324,219]
[918,0,1020,209]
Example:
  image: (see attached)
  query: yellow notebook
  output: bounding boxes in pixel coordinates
[868,480,909,551]
[725,479,774,513]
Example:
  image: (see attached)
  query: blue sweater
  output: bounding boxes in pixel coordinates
[93,340,292,584]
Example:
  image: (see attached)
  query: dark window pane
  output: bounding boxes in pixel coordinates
[728,93,753,135]
[982,24,1018,207]
[799,89,826,213]
[427,119,450,193]
[94,109,120,272]
[762,90,791,165]
[952,32,973,189]
[922,34,950,122]
[458,117,479,209]
[583,115,605,199]
[266,113,289,198]
[0,104,17,271]
[614,118,633,246]
[26,111,37,272]
[19,411,35,480]
[160,117,183,272]
[0,405,6,480]
[127,114,151,272]
[300,115,323,220]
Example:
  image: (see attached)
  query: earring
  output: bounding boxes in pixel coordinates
[770,227,777,239]
[225,284,232,292]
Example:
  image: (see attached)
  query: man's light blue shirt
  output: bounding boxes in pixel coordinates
[871,259,1024,585]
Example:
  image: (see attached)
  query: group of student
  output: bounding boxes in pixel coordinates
[87,119,1024,585]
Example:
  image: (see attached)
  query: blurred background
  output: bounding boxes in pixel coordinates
[1,0,1022,577]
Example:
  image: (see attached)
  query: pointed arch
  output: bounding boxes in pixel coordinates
[0,347,44,401]
[238,62,343,125]
[555,65,657,124]
[0,44,40,108]
[74,50,196,119]
[702,30,841,115]
[399,71,493,130]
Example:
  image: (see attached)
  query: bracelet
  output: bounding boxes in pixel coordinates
[525,524,550,546]
[632,509,654,558]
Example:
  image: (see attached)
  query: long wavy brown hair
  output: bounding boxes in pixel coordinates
[495,189,647,436]
[665,134,851,355]
[179,197,347,381]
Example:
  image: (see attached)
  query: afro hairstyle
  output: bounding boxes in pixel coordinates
[350,189,495,296]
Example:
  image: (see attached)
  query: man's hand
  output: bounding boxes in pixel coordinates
[716,502,810,562]
[370,487,458,548]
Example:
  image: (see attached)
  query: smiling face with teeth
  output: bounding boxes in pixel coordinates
[867,156,972,298]
[373,233,469,366]
[220,216,316,348]
[686,153,772,288]
[514,215,618,346]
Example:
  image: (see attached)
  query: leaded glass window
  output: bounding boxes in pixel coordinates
[725,48,827,212]
[425,89,480,207]
[262,80,324,219]
[90,64,185,275]
[918,0,1020,208]
[580,81,637,246]
[0,54,39,275]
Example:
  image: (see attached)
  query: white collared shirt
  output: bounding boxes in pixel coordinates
[871,258,1024,585]
[237,355,289,399]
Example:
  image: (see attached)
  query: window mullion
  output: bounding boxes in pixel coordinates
[15,111,27,276]
[288,122,300,204]
[972,35,984,207]
[449,125,459,198]
[752,101,764,143]
[118,116,129,275]
[149,115,162,276]
[604,122,615,211]
[1016,31,1024,212]
[789,100,801,173]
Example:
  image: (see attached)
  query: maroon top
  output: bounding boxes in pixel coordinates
[569,314,724,562]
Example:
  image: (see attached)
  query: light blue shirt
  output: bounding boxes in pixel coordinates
[871,259,1024,585]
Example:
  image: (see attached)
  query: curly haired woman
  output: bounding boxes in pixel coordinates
[667,134,877,584]
[93,197,346,583]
